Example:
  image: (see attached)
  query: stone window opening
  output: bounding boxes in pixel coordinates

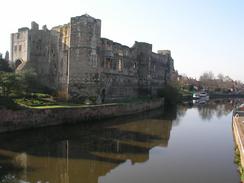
[133,62,137,70]
[118,59,123,72]
[105,57,112,69]
[37,40,42,50]
[19,45,22,52]
[101,89,105,103]
[14,46,17,52]
[17,33,20,39]
[15,59,23,69]
[51,49,55,57]
[91,54,97,68]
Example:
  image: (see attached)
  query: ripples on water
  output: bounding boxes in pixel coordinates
[0,99,243,183]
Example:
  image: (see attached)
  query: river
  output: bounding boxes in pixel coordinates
[0,99,242,183]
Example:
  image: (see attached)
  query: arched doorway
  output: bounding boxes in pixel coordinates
[101,89,105,103]
[15,59,23,69]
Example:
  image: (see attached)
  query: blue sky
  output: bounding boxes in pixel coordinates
[0,0,243,81]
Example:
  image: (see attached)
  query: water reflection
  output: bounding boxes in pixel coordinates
[0,109,176,183]
[182,99,244,121]
[0,99,242,183]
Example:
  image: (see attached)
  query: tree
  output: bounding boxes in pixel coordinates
[199,71,216,90]
[21,69,39,93]
[217,73,224,81]
[0,72,23,96]
[4,51,9,61]
[199,71,215,81]
[0,58,12,72]
[0,69,39,97]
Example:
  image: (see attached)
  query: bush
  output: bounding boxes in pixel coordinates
[158,85,182,106]
[15,97,56,107]
[0,72,24,96]
[0,96,20,109]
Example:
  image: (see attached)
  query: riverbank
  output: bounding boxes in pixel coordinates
[181,93,244,102]
[0,98,164,133]
[210,93,244,99]
[232,111,244,182]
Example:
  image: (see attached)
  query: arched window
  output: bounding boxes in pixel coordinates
[118,59,122,72]
[15,59,23,69]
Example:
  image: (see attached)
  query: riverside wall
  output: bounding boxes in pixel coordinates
[0,98,164,133]
[233,114,244,168]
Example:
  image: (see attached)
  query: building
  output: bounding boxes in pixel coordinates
[11,14,175,101]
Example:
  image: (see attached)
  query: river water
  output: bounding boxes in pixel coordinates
[0,99,242,183]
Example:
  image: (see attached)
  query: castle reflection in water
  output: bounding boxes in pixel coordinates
[0,99,242,183]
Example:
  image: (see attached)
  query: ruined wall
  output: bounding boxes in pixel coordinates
[99,38,138,100]
[158,50,174,84]
[97,39,174,100]
[68,15,102,100]
[11,22,71,95]
[28,28,53,87]
[11,28,29,69]
[11,23,57,90]
[51,24,71,99]
[11,14,175,101]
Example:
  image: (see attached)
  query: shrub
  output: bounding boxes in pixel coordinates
[0,96,20,109]
[158,85,182,106]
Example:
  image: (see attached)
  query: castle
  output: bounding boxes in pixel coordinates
[11,14,175,101]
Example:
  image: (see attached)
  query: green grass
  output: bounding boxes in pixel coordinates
[234,147,244,182]
[14,98,86,109]
[32,103,118,109]
[1,92,161,110]
[14,95,119,109]
[15,98,56,107]
[32,105,85,109]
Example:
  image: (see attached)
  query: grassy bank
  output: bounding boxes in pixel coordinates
[0,94,159,110]
[234,146,244,182]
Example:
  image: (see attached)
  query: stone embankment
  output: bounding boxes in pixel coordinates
[0,98,164,133]
[233,113,244,169]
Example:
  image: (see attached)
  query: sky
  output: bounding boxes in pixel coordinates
[0,0,243,81]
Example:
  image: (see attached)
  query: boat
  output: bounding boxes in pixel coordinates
[192,91,209,100]
[199,91,209,98]
[193,93,200,99]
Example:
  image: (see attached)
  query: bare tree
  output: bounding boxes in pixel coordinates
[199,71,215,81]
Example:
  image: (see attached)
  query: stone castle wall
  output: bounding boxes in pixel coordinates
[11,14,174,101]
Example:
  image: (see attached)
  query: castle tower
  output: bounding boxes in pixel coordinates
[68,14,102,100]
[133,42,152,96]
[11,27,30,70]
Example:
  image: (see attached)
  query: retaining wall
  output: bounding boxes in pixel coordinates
[0,98,164,133]
[233,114,244,168]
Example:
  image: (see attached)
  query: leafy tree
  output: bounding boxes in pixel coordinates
[20,69,39,93]
[0,72,23,96]
[159,85,182,106]
[0,58,12,72]
[0,69,39,97]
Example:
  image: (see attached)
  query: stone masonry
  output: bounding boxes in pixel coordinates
[11,14,175,101]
